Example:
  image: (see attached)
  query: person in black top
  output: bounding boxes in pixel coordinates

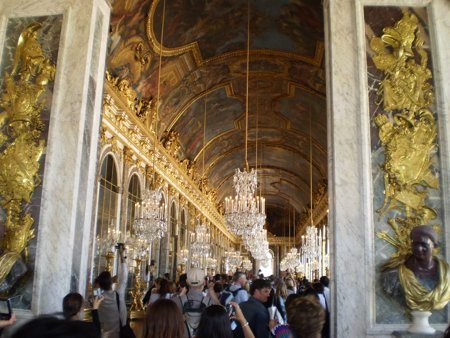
[233,279,272,338]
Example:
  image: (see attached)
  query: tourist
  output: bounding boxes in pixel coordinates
[285,278,296,296]
[95,245,128,338]
[62,292,102,327]
[313,282,330,338]
[270,295,325,338]
[145,298,184,338]
[274,279,288,321]
[0,313,16,337]
[196,302,255,338]
[174,267,219,338]
[320,276,330,306]
[228,272,249,304]
[143,277,163,305]
[233,279,272,338]
[11,316,100,338]
[148,278,173,304]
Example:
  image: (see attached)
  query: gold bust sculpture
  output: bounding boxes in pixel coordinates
[383,225,450,311]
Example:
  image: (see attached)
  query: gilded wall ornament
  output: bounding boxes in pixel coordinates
[372,11,449,313]
[0,23,55,285]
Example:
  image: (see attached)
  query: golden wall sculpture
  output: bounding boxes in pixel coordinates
[0,23,55,285]
[372,12,449,311]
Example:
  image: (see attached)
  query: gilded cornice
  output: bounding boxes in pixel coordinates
[102,82,237,243]
[147,0,324,68]
[267,235,291,246]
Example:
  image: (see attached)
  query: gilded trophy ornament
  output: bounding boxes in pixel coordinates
[0,23,55,286]
[371,11,450,317]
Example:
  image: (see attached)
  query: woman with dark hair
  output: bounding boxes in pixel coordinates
[11,316,100,338]
[270,295,325,338]
[196,302,254,338]
[62,292,103,332]
[148,278,172,304]
[145,298,184,338]
[94,246,129,338]
[62,293,84,320]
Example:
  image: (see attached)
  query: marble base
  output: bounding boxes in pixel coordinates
[392,331,443,338]
[408,311,435,335]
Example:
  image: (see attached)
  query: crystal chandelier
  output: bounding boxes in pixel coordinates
[300,226,324,279]
[297,109,325,279]
[242,257,253,271]
[224,249,242,273]
[97,222,122,253]
[224,2,266,240]
[243,228,269,260]
[206,257,217,270]
[177,248,189,265]
[225,168,266,237]
[132,188,167,243]
[190,221,211,268]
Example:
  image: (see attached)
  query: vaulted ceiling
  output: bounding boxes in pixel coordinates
[107,0,326,236]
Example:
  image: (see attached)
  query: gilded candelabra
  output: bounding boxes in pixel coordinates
[103,251,115,273]
[130,257,145,318]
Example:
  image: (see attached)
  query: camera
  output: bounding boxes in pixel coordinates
[0,298,12,320]
[225,303,235,317]
[93,288,103,297]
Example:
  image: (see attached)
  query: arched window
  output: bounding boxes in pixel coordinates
[94,154,119,277]
[170,202,177,236]
[180,209,187,248]
[126,174,141,233]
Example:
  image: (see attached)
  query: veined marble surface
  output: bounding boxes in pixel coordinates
[0,15,62,310]
[0,0,110,315]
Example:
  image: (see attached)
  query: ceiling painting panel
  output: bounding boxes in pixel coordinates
[107,0,326,236]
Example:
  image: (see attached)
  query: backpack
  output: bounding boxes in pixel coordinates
[219,287,243,306]
[179,294,210,338]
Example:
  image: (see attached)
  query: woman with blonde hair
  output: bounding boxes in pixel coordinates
[274,279,288,321]
[285,278,296,296]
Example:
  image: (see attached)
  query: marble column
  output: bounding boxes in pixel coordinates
[325,0,450,337]
[0,0,110,315]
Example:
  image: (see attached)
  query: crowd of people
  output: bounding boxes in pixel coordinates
[0,251,332,338]
[0,243,335,338]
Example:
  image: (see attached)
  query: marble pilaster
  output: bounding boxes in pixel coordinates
[325,0,450,336]
[0,0,110,315]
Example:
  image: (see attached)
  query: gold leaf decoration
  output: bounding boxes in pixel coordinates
[0,23,55,284]
[371,11,438,269]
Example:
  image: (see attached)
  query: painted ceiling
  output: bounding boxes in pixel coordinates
[107,0,326,236]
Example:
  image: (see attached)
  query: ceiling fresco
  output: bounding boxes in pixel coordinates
[107,0,326,236]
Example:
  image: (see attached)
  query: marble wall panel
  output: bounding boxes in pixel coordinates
[0,15,62,310]
[364,6,447,325]
[71,9,105,292]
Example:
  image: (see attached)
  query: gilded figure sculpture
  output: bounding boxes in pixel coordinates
[0,23,55,287]
[372,11,448,313]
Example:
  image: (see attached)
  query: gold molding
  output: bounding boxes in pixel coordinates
[102,84,237,243]
[147,0,324,68]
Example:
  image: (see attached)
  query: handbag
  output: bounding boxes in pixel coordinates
[115,292,136,338]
